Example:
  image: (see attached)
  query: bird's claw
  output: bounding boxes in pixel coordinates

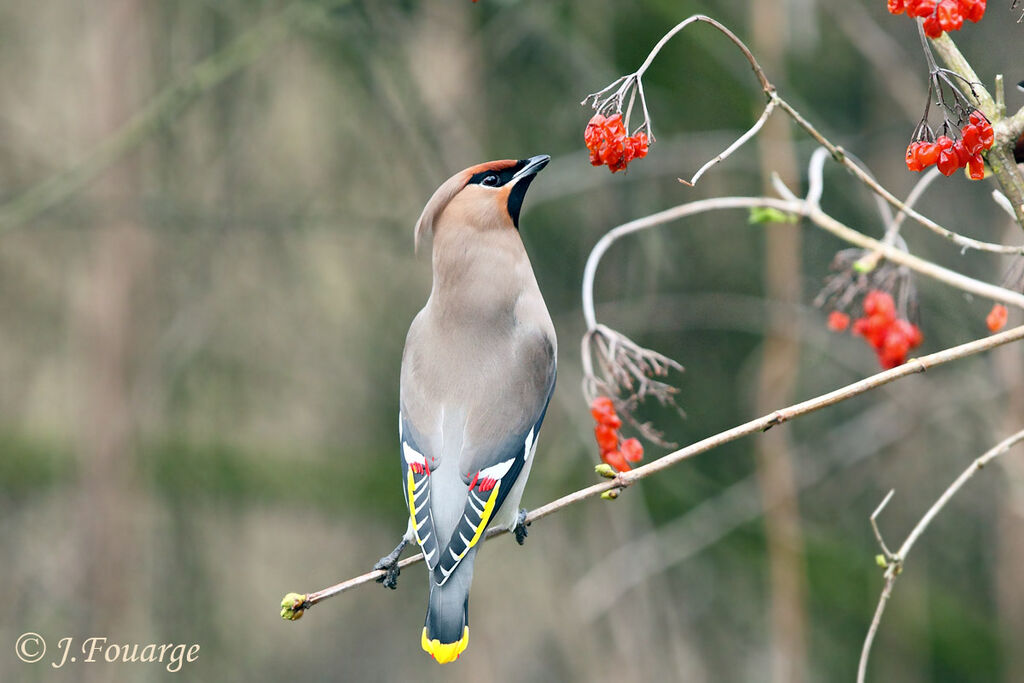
[373,538,408,590]
[373,556,401,589]
[513,508,530,546]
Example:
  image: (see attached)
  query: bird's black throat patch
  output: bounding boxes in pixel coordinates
[506,173,537,229]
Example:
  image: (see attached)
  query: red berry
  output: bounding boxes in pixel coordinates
[626,133,649,161]
[863,290,896,319]
[601,449,631,472]
[590,396,616,422]
[937,148,959,175]
[986,303,1008,332]
[880,330,911,367]
[888,0,907,12]
[922,13,943,37]
[978,122,994,149]
[827,311,851,332]
[937,0,963,31]
[594,424,619,453]
[909,0,938,17]
[891,319,923,348]
[959,0,986,22]
[952,140,971,167]
[968,154,984,180]
[917,142,940,167]
[906,143,924,172]
[961,125,983,155]
[620,437,644,462]
[864,314,893,349]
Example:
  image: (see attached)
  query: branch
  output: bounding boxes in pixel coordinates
[772,94,1024,255]
[583,15,771,177]
[280,323,1024,619]
[678,99,776,187]
[570,368,1006,621]
[581,192,1024,335]
[928,33,1024,230]
[856,427,1024,683]
[585,13,1023,253]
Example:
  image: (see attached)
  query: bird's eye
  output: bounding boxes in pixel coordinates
[481,174,499,187]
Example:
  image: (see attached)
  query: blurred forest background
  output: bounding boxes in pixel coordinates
[2,0,1024,681]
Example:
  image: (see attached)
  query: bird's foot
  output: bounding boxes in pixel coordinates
[513,508,530,546]
[373,538,408,590]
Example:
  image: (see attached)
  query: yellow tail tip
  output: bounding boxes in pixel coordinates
[421,626,469,664]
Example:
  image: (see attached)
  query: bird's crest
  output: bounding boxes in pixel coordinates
[413,160,519,253]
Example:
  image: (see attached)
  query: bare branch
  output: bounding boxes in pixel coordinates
[587,13,1024,251]
[869,489,896,561]
[927,33,1024,230]
[773,95,1024,255]
[679,100,777,187]
[584,14,772,178]
[857,428,1024,682]
[580,194,1024,334]
[282,325,1024,617]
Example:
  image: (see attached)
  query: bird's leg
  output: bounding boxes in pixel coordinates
[513,509,530,546]
[373,538,409,590]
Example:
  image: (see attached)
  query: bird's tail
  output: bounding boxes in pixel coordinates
[421,562,474,664]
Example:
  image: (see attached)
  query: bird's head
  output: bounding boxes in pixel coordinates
[414,155,550,252]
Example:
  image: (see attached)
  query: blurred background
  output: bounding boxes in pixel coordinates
[2,1,1024,680]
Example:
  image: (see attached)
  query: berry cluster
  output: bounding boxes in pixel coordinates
[905,112,993,178]
[887,0,987,37]
[584,113,650,173]
[590,396,644,472]
[828,291,924,369]
[854,291,924,368]
[986,304,1008,332]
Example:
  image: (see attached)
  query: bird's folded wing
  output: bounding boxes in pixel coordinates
[400,419,441,572]
[430,398,551,587]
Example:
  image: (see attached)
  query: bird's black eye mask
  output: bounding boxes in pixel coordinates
[467,161,525,188]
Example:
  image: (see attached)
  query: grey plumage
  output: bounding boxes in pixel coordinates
[393,156,556,663]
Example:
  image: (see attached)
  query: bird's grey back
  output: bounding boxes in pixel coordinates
[399,225,555,546]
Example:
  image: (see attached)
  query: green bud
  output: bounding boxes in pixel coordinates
[875,554,887,568]
[748,207,798,225]
[601,489,620,500]
[594,463,617,479]
[280,593,307,621]
[853,258,877,274]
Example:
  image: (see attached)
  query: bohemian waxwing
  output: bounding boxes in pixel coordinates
[373,155,557,664]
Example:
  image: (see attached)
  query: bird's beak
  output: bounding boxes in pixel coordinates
[511,154,551,183]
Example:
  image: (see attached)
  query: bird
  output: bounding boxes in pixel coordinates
[373,155,557,664]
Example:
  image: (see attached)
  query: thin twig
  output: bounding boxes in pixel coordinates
[993,190,1017,220]
[869,489,896,560]
[580,194,1024,335]
[586,14,1023,253]
[856,427,1024,683]
[584,15,772,177]
[773,94,1024,255]
[679,100,777,187]
[571,369,1006,621]
[283,325,1024,614]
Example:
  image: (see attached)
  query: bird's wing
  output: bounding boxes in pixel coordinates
[399,413,442,572]
[430,330,556,587]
